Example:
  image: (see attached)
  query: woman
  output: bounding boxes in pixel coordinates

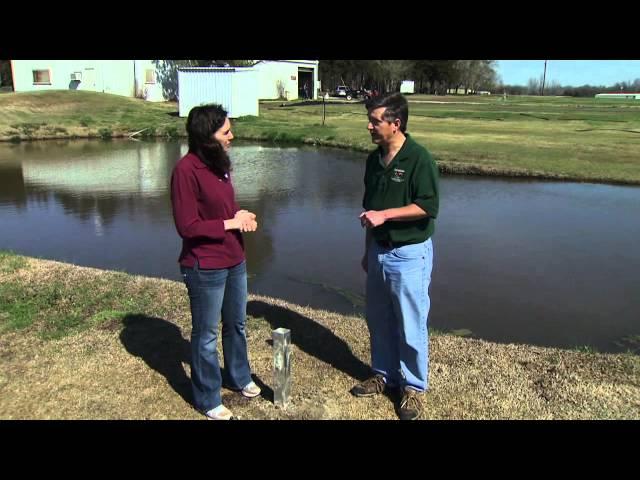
[171,104,260,420]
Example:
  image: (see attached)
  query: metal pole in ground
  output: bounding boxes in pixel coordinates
[272,327,292,408]
[322,94,326,126]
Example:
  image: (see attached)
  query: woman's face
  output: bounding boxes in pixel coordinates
[213,117,234,151]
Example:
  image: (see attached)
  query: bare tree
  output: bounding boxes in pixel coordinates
[527,77,542,95]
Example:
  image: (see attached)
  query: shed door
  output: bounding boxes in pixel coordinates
[298,67,314,99]
[83,68,96,91]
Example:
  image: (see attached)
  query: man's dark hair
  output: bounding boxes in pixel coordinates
[365,92,409,133]
[186,104,231,177]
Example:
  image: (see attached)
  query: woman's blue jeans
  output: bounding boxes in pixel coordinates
[181,260,252,412]
[366,238,433,392]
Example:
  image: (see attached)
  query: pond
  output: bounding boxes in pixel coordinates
[1,139,639,353]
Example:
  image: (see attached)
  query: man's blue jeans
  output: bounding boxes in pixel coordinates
[181,260,252,412]
[366,238,433,392]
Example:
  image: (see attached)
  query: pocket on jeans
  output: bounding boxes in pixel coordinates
[392,243,424,260]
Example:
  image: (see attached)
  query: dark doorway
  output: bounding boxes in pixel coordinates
[0,60,14,91]
[297,68,314,100]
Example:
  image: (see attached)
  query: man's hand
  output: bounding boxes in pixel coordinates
[359,210,387,228]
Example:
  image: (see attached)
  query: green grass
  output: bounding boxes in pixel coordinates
[0,252,156,340]
[1,91,640,184]
[0,90,186,141]
[232,95,640,184]
[0,250,27,273]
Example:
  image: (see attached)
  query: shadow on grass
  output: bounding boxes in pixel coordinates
[247,300,370,382]
[119,314,273,409]
[119,314,192,406]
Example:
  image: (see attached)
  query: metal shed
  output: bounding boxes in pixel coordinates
[178,67,259,118]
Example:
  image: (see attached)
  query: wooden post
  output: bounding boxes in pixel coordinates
[322,94,326,126]
[272,327,291,408]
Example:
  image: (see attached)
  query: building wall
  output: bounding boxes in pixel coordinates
[253,60,318,100]
[134,60,172,101]
[178,69,230,117]
[102,61,135,97]
[231,69,260,117]
[11,60,136,97]
[178,68,259,118]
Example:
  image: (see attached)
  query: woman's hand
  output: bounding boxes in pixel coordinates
[239,218,258,232]
[223,209,258,232]
[235,210,256,222]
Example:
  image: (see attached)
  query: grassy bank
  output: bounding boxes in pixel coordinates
[0,90,184,141]
[1,251,638,420]
[1,91,640,184]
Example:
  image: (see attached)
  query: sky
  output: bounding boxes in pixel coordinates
[495,60,640,87]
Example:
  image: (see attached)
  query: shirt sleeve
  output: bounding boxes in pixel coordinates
[171,166,226,241]
[411,152,439,219]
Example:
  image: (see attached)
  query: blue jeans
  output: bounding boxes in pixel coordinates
[181,260,252,412]
[366,238,433,392]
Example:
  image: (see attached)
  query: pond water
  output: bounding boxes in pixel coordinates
[1,139,639,353]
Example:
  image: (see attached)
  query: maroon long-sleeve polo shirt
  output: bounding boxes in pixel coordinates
[170,152,245,269]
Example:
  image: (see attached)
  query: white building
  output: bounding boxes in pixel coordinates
[252,60,319,100]
[9,60,167,101]
[9,59,320,103]
[400,80,415,94]
[178,67,259,118]
[595,93,640,100]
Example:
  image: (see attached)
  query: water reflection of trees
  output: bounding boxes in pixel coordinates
[0,141,367,277]
[232,145,365,209]
[1,140,182,228]
[0,161,27,209]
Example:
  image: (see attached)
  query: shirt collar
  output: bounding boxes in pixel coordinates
[377,133,413,169]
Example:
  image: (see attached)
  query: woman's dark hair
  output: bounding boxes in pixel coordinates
[186,104,231,177]
[365,92,409,133]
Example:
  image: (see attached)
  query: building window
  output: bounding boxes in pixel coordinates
[145,69,156,84]
[33,69,51,84]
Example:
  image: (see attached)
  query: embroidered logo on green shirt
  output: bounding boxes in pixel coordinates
[391,168,405,183]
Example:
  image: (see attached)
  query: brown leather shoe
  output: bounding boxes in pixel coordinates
[350,374,387,397]
[397,387,423,420]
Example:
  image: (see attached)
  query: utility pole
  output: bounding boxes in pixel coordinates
[541,60,547,96]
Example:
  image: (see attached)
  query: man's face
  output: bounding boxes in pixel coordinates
[367,107,399,146]
[213,117,234,151]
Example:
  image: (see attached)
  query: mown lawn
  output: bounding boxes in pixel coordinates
[1,91,639,184]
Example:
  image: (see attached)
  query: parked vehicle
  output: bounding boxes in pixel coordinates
[335,85,378,101]
[335,85,352,100]
[362,88,379,100]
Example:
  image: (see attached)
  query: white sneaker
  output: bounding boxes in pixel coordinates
[241,381,261,398]
[204,404,233,420]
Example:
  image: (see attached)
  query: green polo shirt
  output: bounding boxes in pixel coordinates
[362,133,439,245]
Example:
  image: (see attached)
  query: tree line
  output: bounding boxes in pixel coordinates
[318,60,498,95]
[506,77,640,97]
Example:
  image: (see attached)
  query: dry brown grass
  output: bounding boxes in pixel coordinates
[1,257,638,420]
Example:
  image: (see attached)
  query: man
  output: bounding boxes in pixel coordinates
[352,92,439,420]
